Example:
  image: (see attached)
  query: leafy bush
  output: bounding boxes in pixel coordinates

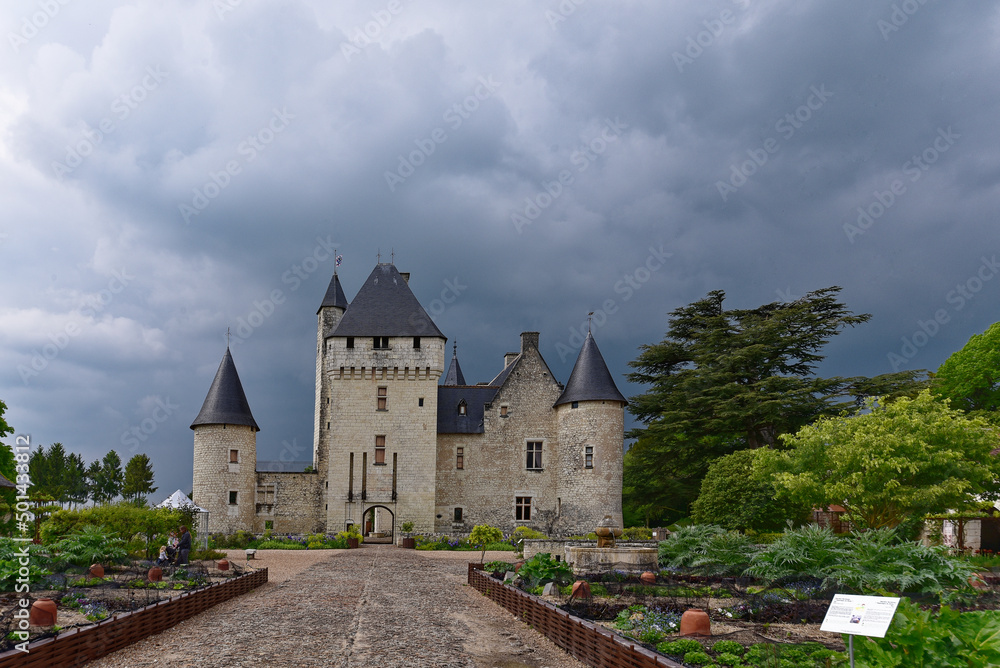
[711,640,744,656]
[335,525,363,544]
[692,531,759,575]
[210,530,255,549]
[470,524,504,561]
[0,539,50,591]
[684,650,713,666]
[656,638,704,657]
[658,524,728,568]
[254,540,307,550]
[622,526,653,540]
[830,527,975,596]
[745,525,845,583]
[512,526,547,541]
[46,525,127,570]
[851,597,1000,667]
[400,521,414,532]
[613,604,680,644]
[483,560,514,574]
[483,541,516,551]
[191,548,226,560]
[517,552,572,588]
[42,504,190,559]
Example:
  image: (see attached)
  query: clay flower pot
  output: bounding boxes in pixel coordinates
[89,564,104,579]
[217,559,230,571]
[640,571,657,586]
[30,599,57,626]
[680,608,711,637]
[570,580,592,600]
[148,566,163,582]
[514,560,526,572]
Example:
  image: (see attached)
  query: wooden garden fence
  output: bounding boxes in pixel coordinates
[468,564,683,668]
[0,567,268,667]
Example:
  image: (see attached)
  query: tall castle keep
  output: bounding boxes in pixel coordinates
[191,262,625,537]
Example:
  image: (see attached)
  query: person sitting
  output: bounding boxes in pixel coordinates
[156,545,171,566]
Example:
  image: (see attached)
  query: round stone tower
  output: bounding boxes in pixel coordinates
[191,347,260,535]
[554,331,626,534]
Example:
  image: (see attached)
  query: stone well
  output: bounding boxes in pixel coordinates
[564,545,658,575]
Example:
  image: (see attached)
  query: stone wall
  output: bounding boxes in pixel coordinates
[555,400,624,533]
[434,333,565,534]
[321,335,445,534]
[254,471,324,534]
[192,423,257,534]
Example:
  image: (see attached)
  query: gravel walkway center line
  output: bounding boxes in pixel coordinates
[89,546,587,668]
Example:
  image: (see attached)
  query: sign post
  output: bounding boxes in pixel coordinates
[820,594,900,667]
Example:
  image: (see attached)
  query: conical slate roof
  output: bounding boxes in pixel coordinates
[317,272,349,314]
[554,332,626,406]
[190,348,260,431]
[443,349,467,386]
[331,264,445,338]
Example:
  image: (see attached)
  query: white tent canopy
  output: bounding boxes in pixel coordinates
[156,489,207,513]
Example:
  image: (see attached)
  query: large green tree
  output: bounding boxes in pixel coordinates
[626,287,926,524]
[122,454,157,506]
[934,322,1000,414]
[92,450,124,504]
[764,390,1000,530]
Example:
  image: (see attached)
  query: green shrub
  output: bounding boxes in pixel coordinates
[711,640,744,655]
[622,526,653,540]
[684,650,713,666]
[42,504,190,559]
[692,531,758,575]
[483,541,516,551]
[517,552,572,588]
[254,540,306,549]
[400,521,414,532]
[745,525,845,583]
[191,548,226,560]
[46,525,127,570]
[470,524,504,561]
[658,524,728,569]
[0,539,50,591]
[512,526,547,540]
[657,638,704,657]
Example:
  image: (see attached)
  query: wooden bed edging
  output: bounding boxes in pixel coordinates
[468,564,684,668]
[0,567,268,667]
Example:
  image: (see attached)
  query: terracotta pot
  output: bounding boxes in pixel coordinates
[640,571,657,585]
[680,608,711,637]
[148,567,163,582]
[570,580,592,600]
[217,559,230,571]
[89,564,104,579]
[514,560,526,572]
[30,599,57,626]
[970,574,989,590]
[347,537,360,549]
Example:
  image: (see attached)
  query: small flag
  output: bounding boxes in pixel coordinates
[335,255,343,267]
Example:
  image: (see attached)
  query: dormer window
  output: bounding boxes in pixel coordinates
[458,400,467,416]
[373,336,389,349]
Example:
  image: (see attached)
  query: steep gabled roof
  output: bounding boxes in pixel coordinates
[554,332,626,407]
[437,386,499,434]
[330,264,445,338]
[190,348,260,431]
[443,346,467,386]
[317,272,349,313]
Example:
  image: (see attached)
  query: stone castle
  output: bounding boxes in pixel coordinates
[191,262,625,538]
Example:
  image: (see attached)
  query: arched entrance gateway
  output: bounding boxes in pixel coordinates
[360,504,395,543]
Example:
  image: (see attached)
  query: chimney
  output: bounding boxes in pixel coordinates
[504,352,519,367]
[520,332,539,353]
[399,272,410,284]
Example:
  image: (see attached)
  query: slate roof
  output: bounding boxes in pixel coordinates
[437,386,499,434]
[317,272,349,313]
[443,350,467,386]
[554,332,626,406]
[331,264,445,338]
[489,355,519,387]
[190,348,260,431]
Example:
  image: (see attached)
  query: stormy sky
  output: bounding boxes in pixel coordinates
[2,0,998,500]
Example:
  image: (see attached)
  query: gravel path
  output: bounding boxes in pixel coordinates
[89,546,586,668]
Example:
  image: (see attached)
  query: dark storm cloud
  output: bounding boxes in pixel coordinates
[1,0,998,497]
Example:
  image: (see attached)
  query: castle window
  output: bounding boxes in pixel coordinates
[377,386,387,411]
[256,484,276,515]
[375,435,386,465]
[456,447,464,470]
[229,449,238,463]
[454,507,463,522]
[526,441,543,470]
[373,336,389,349]
[585,445,594,469]
[458,400,467,416]
[418,397,424,407]
[571,401,579,409]
[229,491,238,505]
[346,337,354,349]
[413,336,421,349]
[515,496,532,521]
[500,405,508,417]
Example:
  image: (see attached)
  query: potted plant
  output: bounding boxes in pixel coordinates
[399,521,415,549]
[337,525,363,549]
